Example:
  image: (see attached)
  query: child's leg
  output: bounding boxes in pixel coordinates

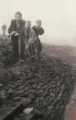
[11,35,19,61]
[29,43,35,58]
[35,41,42,60]
[20,39,25,59]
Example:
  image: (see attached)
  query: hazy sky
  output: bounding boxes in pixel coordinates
[0,0,76,46]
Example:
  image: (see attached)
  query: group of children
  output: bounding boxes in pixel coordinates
[8,12,44,62]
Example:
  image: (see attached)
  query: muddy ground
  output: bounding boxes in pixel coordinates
[0,44,76,120]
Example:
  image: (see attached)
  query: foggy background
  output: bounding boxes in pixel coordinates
[0,0,76,46]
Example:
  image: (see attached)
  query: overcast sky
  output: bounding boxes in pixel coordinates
[0,0,76,46]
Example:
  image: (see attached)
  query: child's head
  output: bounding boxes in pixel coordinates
[25,21,31,28]
[15,12,22,21]
[36,20,42,27]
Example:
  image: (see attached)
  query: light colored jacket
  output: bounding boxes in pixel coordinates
[25,27,37,49]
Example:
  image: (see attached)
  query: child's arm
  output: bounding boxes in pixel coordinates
[8,20,16,34]
[39,27,44,35]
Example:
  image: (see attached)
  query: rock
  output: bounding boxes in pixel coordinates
[23,107,34,114]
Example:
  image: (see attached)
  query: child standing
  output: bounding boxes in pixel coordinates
[32,20,44,59]
[8,12,25,61]
[0,25,9,46]
[25,21,36,58]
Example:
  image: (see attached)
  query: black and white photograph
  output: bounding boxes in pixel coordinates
[0,0,76,120]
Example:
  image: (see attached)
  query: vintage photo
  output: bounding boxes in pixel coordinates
[0,0,76,120]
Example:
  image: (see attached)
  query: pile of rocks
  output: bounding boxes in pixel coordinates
[0,55,75,120]
[0,41,75,120]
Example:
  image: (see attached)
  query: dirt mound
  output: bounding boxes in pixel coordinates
[0,42,75,119]
[0,55,75,120]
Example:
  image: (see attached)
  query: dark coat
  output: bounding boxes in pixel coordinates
[32,26,44,52]
[32,26,44,36]
[8,19,25,60]
[8,19,25,36]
